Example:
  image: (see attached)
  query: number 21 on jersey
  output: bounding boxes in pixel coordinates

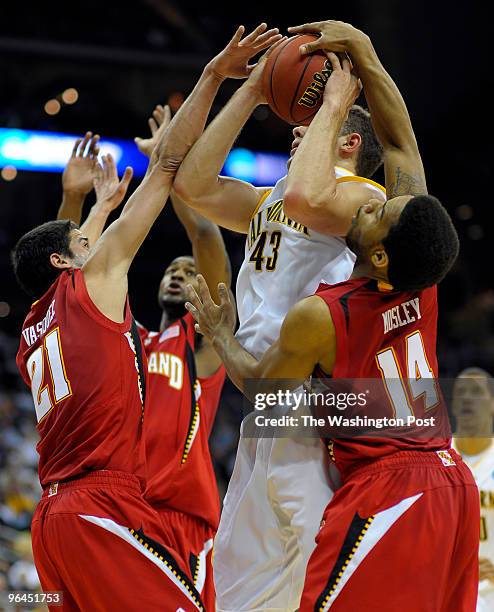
[376,330,439,418]
[26,327,72,422]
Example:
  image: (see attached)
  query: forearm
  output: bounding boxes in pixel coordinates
[80,206,112,247]
[57,191,86,224]
[212,329,261,395]
[348,36,417,151]
[171,191,231,296]
[284,102,346,218]
[175,84,260,200]
[156,66,225,172]
[170,189,208,243]
[97,167,172,275]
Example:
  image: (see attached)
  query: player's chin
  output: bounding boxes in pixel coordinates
[160,293,186,306]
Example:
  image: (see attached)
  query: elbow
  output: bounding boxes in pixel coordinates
[172,174,196,204]
[284,187,335,221]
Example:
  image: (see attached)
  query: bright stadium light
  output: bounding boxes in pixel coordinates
[0,128,288,185]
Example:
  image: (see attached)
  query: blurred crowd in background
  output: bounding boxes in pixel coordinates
[0,0,491,605]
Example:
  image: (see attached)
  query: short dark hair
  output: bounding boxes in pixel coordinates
[11,220,77,298]
[383,195,459,291]
[458,367,494,397]
[341,105,383,179]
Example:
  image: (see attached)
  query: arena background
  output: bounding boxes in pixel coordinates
[0,0,491,603]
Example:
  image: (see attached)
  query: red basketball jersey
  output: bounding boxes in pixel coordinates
[16,270,147,488]
[139,312,225,529]
[314,277,451,478]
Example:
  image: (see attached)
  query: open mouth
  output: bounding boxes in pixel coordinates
[166,282,183,295]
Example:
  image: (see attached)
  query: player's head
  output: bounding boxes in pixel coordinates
[11,220,90,299]
[158,255,197,313]
[452,367,494,437]
[346,194,459,290]
[288,105,383,178]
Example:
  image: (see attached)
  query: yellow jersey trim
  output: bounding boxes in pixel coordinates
[250,189,272,221]
[377,280,394,292]
[334,165,355,177]
[336,175,387,195]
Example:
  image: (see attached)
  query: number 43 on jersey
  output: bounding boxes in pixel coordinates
[249,231,282,272]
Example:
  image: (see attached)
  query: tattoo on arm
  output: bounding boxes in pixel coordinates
[388,167,427,197]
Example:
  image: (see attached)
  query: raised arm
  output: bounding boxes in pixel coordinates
[81,154,133,245]
[288,20,427,197]
[283,52,383,235]
[185,276,335,395]
[57,132,100,224]
[136,104,231,300]
[82,26,279,323]
[174,36,286,234]
[81,50,237,322]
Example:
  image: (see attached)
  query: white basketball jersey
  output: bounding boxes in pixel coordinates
[235,167,385,358]
[454,441,494,611]
[214,168,386,612]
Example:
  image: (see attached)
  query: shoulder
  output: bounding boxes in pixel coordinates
[249,186,274,217]
[280,296,334,350]
[336,177,386,202]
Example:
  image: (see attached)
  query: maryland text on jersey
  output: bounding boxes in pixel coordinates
[147,351,184,389]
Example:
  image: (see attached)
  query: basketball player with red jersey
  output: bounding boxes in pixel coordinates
[185,31,479,612]
[11,26,284,609]
[52,25,282,611]
[134,104,233,609]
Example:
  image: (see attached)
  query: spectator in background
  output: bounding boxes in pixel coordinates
[8,531,40,591]
[453,368,494,612]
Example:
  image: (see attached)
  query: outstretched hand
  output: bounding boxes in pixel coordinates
[208,23,282,80]
[323,51,362,110]
[62,132,100,195]
[93,154,133,214]
[185,275,236,340]
[134,104,172,159]
[287,20,368,56]
[479,557,494,583]
[242,35,288,104]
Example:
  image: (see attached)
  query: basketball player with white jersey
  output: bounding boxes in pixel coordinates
[174,37,385,612]
[185,39,478,611]
[453,368,494,611]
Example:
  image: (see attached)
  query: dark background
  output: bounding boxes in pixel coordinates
[0,0,492,596]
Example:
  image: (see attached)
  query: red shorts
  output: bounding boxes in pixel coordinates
[31,471,205,611]
[155,508,216,611]
[300,449,479,612]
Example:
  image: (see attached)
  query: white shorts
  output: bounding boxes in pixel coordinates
[477,581,494,612]
[214,409,338,611]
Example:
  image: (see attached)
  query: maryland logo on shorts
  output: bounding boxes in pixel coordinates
[48,482,58,496]
[436,450,456,467]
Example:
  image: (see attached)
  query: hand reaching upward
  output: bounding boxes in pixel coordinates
[287,20,368,56]
[134,104,172,159]
[322,52,362,112]
[62,132,100,195]
[185,275,236,340]
[93,154,133,215]
[208,23,282,80]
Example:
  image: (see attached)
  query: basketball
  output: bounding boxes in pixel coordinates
[262,35,332,126]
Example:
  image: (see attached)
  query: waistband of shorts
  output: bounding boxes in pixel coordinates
[344,448,462,480]
[41,470,142,497]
